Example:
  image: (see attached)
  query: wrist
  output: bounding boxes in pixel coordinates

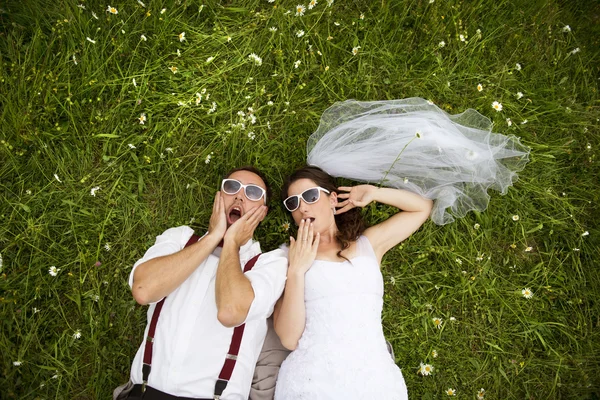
[287,267,307,280]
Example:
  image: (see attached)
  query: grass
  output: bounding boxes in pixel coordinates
[1,0,599,398]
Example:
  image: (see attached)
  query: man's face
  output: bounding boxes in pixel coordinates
[221,170,268,227]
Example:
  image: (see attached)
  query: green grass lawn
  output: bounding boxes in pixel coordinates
[1,0,599,398]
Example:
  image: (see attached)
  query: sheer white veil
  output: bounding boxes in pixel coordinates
[307,98,530,225]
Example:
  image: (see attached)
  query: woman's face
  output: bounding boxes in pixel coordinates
[286,178,337,233]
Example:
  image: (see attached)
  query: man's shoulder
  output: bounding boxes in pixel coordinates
[155,225,195,243]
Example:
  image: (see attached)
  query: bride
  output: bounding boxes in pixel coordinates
[273,166,431,399]
[272,98,529,399]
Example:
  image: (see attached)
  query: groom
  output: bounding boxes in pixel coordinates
[120,166,288,400]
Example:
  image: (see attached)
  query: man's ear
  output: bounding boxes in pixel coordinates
[259,206,269,222]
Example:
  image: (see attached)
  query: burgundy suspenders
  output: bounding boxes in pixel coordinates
[141,233,261,399]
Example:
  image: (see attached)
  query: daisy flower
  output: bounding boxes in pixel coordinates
[512,214,519,221]
[106,6,118,14]
[352,46,360,55]
[459,34,466,42]
[91,11,98,19]
[474,223,480,229]
[419,362,434,376]
[582,231,589,237]
[90,186,100,197]
[563,25,571,32]
[54,174,62,183]
[141,34,147,41]
[308,0,317,9]
[327,0,334,5]
[525,246,533,252]
[432,317,443,329]
[247,131,256,140]
[449,316,456,321]
[207,102,217,114]
[325,65,330,71]
[178,32,186,42]
[438,40,446,48]
[128,144,136,149]
[515,63,522,71]
[137,0,146,7]
[477,388,486,399]
[72,55,77,65]
[49,266,60,276]
[161,8,167,14]
[205,152,213,164]
[138,113,146,124]
[169,66,178,74]
[248,53,263,66]
[431,349,438,358]
[86,37,96,44]
[492,101,503,112]
[73,329,82,339]
[296,4,306,16]
[506,118,512,126]
[269,27,277,32]
[477,83,483,91]
[104,243,111,251]
[206,56,214,63]
[522,288,533,298]
[13,361,22,366]
[294,60,301,68]
[296,30,305,38]
[446,388,456,396]
[516,91,524,99]
[282,222,290,231]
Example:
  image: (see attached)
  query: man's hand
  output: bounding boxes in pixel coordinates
[335,185,377,214]
[223,205,268,248]
[208,192,227,240]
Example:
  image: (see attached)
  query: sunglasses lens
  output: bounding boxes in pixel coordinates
[284,196,299,211]
[245,185,264,201]
[302,188,320,203]
[222,179,241,194]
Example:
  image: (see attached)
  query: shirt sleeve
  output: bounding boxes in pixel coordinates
[128,225,195,289]
[243,248,288,324]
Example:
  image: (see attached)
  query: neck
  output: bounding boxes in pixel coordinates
[317,220,340,252]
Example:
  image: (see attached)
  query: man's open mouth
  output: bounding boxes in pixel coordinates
[228,206,242,224]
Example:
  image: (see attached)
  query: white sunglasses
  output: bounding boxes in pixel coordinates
[221,179,266,203]
[283,187,330,212]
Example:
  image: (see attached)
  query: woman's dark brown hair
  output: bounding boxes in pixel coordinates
[282,166,367,260]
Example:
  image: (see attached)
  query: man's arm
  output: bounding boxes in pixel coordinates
[131,232,222,305]
[215,205,267,327]
[132,193,228,305]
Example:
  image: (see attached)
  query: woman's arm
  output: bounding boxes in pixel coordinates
[337,185,433,262]
[273,220,319,350]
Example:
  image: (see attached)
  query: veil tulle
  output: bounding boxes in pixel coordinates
[307,98,530,225]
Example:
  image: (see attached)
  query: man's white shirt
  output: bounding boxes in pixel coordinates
[128,226,287,399]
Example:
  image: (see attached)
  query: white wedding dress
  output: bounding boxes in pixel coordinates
[274,236,408,400]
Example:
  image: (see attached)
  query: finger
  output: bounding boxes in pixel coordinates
[336,204,355,215]
[337,193,350,199]
[337,199,350,207]
[247,205,267,227]
[296,219,305,241]
[312,232,320,248]
[338,186,353,192]
[302,219,310,243]
[307,222,314,246]
[212,192,220,214]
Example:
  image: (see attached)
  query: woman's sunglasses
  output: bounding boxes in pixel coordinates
[283,187,330,212]
[221,179,266,203]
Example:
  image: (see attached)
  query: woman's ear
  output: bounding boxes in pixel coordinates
[329,191,338,207]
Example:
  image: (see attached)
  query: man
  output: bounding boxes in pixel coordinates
[121,166,288,400]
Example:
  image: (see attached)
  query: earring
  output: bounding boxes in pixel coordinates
[332,207,337,215]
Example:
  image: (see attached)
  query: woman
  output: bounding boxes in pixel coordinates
[273,166,433,400]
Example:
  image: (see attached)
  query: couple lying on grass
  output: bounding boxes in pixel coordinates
[117,98,530,400]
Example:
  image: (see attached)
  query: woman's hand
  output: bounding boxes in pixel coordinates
[336,185,378,214]
[288,219,320,276]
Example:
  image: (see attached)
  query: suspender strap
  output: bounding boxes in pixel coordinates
[140,233,201,388]
[214,253,261,399]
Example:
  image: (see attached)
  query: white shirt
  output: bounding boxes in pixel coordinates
[128,226,288,399]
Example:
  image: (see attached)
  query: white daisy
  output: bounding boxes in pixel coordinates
[477,83,483,92]
[474,223,480,229]
[582,231,589,237]
[206,56,215,63]
[269,27,278,32]
[72,55,78,65]
[161,8,167,14]
[13,361,22,366]
[446,388,456,396]
[138,113,146,124]
[106,6,118,14]
[512,215,519,221]
[308,0,317,9]
[570,47,580,55]
[128,144,136,149]
[515,63,522,71]
[294,60,301,68]
[506,118,512,126]
[49,266,60,276]
[90,186,100,197]
[104,243,111,251]
[492,101,503,112]
[295,4,306,16]
[432,317,443,329]
[522,288,533,299]
[248,53,263,66]
[296,30,305,38]
[137,0,146,7]
[207,102,217,114]
[352,46,360,55]
[169,66,178,74]
[516,91,524,99]
[178,32,186,42]
[419,362,434,376]
[438,40,446,48]
[54,174,62,183]
[86,37,96,44]
[91,11,98,20]
[73,329,82,339]
[205,152,213,164]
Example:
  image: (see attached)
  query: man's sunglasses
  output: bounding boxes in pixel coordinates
[221,179,266,203]
[283,187,330,212]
